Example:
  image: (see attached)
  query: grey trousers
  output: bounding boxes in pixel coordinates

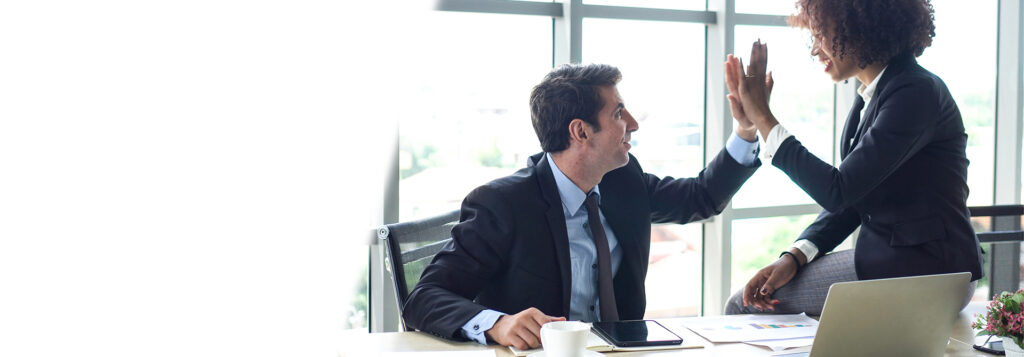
[724,249,977,316]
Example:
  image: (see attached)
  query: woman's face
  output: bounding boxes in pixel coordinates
[811,30,860,82]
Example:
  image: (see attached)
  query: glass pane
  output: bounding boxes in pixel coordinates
[585,18,706,317]
[584,18,706,178]
[731,214,818,293]
[645,224,702,317]
[398,12,552,220]
[585,0,705,11]
[735,0,796,15]
[917,0,997,206]
[731,25,835,208]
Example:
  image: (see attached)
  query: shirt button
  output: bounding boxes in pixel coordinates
[473,324,479,330]
[590,305,595,311]
[592,264,597,269]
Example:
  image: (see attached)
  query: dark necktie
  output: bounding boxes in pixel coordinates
[584,192,619,322]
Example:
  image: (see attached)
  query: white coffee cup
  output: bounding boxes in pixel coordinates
[540,321,590,357]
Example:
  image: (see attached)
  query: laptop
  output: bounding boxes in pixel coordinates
[780,272,971,357]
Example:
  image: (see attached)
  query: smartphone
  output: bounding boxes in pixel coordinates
[591,320,683,347]
[973,339,1005,355]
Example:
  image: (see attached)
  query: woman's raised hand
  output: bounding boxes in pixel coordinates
[725,40,778,138]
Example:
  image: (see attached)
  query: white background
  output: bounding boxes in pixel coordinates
[0,1,418,356]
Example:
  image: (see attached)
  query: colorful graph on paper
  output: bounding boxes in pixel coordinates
[666,313,819,342]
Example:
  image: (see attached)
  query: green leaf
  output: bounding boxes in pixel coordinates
[1008,300,1020,313]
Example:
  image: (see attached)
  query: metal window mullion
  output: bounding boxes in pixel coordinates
[435,0,562,17]
[731,204,822,220]
[731,13,788,26]
[581,5,714,23]
[702,0,736,317]
[988,0,1024,297]
[994,0,1024,205]
[554,0,582,64]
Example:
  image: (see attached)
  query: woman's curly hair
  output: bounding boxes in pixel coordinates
[789,0,936,69]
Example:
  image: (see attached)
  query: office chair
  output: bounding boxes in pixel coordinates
[377,209,461,330]
[968,205,1024,298]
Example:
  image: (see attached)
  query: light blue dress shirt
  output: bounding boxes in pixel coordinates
[459,133,758,344]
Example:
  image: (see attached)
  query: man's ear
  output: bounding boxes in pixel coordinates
[568,118,588,143]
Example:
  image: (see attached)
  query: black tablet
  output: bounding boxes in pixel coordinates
[591,320,683,347]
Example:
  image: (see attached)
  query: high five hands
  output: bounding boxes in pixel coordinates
[726,40,778,139]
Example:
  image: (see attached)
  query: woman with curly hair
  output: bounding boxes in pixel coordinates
[723,0,983,315]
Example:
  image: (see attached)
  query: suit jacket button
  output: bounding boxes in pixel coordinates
[865,214,872,222]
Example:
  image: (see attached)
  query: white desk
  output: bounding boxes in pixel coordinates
[339,301,994,356]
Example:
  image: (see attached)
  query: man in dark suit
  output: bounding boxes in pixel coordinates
[402,64,761,349]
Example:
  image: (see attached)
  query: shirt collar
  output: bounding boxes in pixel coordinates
[546,153,599,216]
[857,66,888,103]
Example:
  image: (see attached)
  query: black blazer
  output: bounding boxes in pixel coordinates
[773,54,983,281]
[403,148,758,340]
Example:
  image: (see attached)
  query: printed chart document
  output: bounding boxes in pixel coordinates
[668,313,818,343]
[507,322,704,356]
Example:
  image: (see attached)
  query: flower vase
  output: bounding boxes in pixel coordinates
[1003,337,1024,357]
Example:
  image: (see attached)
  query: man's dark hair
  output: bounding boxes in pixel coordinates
[529,64,622,153]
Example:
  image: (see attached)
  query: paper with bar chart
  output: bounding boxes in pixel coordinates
[671,313,819,343]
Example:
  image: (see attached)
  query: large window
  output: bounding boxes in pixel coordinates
[584,0,704,11]
[585,18,706,317]
[735,0,795,15]
[731,25,834,208]
[398,11,552,221]
[731,214,817,293]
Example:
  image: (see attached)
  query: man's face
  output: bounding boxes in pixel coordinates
[588,85,639,172]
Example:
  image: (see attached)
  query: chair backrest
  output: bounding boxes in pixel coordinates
[377,209,460,329]
[969,205,1024,243]
[968,205,1024,298]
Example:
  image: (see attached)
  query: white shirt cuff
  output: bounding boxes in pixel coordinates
[461,309,505,345]
[760,124,793,163]
[790,239,820,263]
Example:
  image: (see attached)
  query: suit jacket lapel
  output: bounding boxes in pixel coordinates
[841,96,865,158]
[851,95,881,150]
[533,154,574,315]
[847,54,914,153]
